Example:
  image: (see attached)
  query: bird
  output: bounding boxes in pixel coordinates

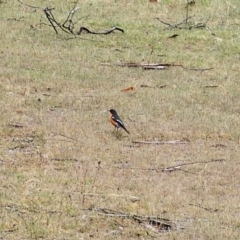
[108,109,130,134]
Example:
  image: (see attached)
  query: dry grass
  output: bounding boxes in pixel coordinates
[1,0,240,239]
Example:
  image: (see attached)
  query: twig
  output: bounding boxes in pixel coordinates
[155,15,209,31]
[211,143,227,148]
[77,26,124,35]
[116,63,178,67]
[87,208,179,232]
[140,84,154,88]
[65,1,79,23]
[143,65,168,70]
[114,165,197,175]
[140,84,166,89]
[167,16,194,29]
[17,0,42,9]
[43,7,78,35]
[177,169,198,175]
[51,132,79,142]
[43,7,59,34]
[89,161,101,192]
[155,16,194,30]
[154,18,172,27]
[186,1,189,25]
[188,203,219,212]
[18,0,83,36]
[162,159,225,172]
[203,85,218,88]
[102,62,182,70]
[132,140,189,145]
[81,166,88,205]
[62,7,80,33]
[104,62,212,72]
[62,0,80,34]
[114,166,159,172]
[115,159,225,175]
[62,1,90,32]
[184,67,214,71]
[50,158,79,162]
[7,123,24,128]
[7,17,25,21]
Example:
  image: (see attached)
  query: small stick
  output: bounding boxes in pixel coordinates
[17,0,41,9]
[155,18,172,27]
[163,159,225,172]
[51,132,79,142]
[132,140,189,145]
[43,8,58,34]
[62,2,80,33]
[77,26,124,35]
[184,67,214,71]
[188,203,219,212]
[186,0,189,25]
[155,16,194,30]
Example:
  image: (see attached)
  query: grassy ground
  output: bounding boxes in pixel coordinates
[0,0,240,239]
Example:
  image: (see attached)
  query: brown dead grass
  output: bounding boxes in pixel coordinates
[0,0,240,239]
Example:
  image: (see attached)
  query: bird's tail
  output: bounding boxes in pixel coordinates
[122,126,130,134]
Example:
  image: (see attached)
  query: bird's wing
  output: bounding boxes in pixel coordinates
[111,115,130,134]
[111,115,124,127]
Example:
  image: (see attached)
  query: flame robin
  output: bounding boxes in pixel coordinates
[109,109,130,134]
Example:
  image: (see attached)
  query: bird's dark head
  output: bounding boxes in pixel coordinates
[109,109,117,114]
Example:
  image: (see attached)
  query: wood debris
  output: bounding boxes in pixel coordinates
[133,140,189,145]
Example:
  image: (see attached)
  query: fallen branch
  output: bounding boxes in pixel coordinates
[114,159,225,175]
[114,166,159,172]
[140,84,154,88]
[188,203,219,212]
[203,85,218,88]
[143,65,169,70]
[87,208,180,232]
[51,132,79,142]
[7,123,24,128]
[140,84,166,89]
[103,62,213,72]
[43,7,59,34]
[7,17,25,21]
[18,1,123,37]
[43,7,76,35]
[102,62,182,70]
[184,67,214,72]
[124,144,141,148]
[162,159,225,172]
[211,143,227,148]
[155,14,209,31]
[155,16,195,30]
[50,158,79,162]
[132,140,189,145]
[17,0,42,9]
[77,26,124,35]
[62,2,80,34]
